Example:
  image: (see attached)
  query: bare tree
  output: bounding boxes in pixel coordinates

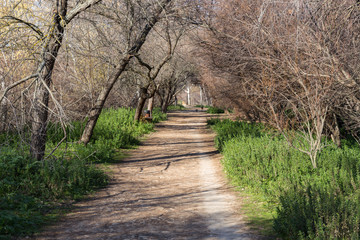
[156,58,192,112]
[195,0,360,167]
[131,19,184,121]
[80,0,173,144]
[0,0,102,160]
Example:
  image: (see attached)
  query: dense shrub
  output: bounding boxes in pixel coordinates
[195,104,211,108]
[0,148,108,237]
[152,107,168,122]
[167,104,185,111]
[208,119,266,151]
[0,107,166,238]
[211,119,360,239]
[206,106,225,114]
[47,108,167,163]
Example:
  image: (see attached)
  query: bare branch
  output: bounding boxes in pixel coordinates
[0,74,38,104]
[1,16,44,38]
[65,0,102,23]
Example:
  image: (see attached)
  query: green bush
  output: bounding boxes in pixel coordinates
[211,119,360,239]
[195,104,211,108]
[0,148,108,237]
[206,106,225,114]
[167,104,185,111]
[151,107,168,123]
[47,108,166,163]
[0,107,167,237]
[274,184,360,239]
[210,119,266,151]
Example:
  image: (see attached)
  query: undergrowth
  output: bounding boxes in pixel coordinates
[46,107,166,163]
[0,107,166,238]
[0,148,108,238]
[167,104,185,111]
[206,106,225,114]
[195,104,211,108]
[210,118,360,239]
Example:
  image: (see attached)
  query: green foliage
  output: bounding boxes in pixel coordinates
[211,119,360,239]
[0,147,108,237]
[152,107,168,123]
[167,104,185,111]
[0,107,166,237]
[209,118,266,151]
[195,104,210,108]
[47,108,166,163]
[206,106,225,114]
[274,184,360,239]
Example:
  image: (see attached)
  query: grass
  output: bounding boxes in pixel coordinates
[46,107,167,163]
[167,104,185,111]
[206,106,225,114]
[0,148,108,238]
[195,104,211,108]
[0,107,167,238]
[210,118,360,239]
[235,189,277,236]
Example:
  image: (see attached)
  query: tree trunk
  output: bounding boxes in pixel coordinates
[161,101,168,113]
[80,58,130,144]
[0,99,7,133]
[29,0,103,159]
[80,0,172,144]
[134,97,147,121]
[161,87,172,113]
[187,84,191,105]
[329,113,341,147]
[134,87,148,121]
[159,95,165,111]
[0,82,6,132]
[30,11,65,160]
[147,96,154,117]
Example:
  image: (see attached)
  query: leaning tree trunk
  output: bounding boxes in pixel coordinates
[30,11,65,160]
[80,0,172,144]
[80,58,130,144]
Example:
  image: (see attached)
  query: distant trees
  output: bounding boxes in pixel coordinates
[197,0,360,167]
[156,57,193,112]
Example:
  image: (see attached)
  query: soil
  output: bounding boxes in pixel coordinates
[31,109,269,240]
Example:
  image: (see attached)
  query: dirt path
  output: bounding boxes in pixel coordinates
[33,110,266,240]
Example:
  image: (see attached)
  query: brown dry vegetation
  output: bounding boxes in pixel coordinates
[196,0,360,166]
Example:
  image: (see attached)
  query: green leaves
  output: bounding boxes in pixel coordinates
[206,106,225,114]
[1,107,166,237]
[210,119,360,239]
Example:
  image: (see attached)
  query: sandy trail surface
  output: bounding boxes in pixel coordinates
[33,110,266,240]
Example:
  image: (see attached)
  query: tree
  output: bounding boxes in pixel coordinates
[131,19,184,121]
[196,0,360,167]
[156,58,192,112]
[79,0,173,144]
[1,0,102,160]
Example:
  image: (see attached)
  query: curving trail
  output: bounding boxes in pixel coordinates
[33,109,267,240]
